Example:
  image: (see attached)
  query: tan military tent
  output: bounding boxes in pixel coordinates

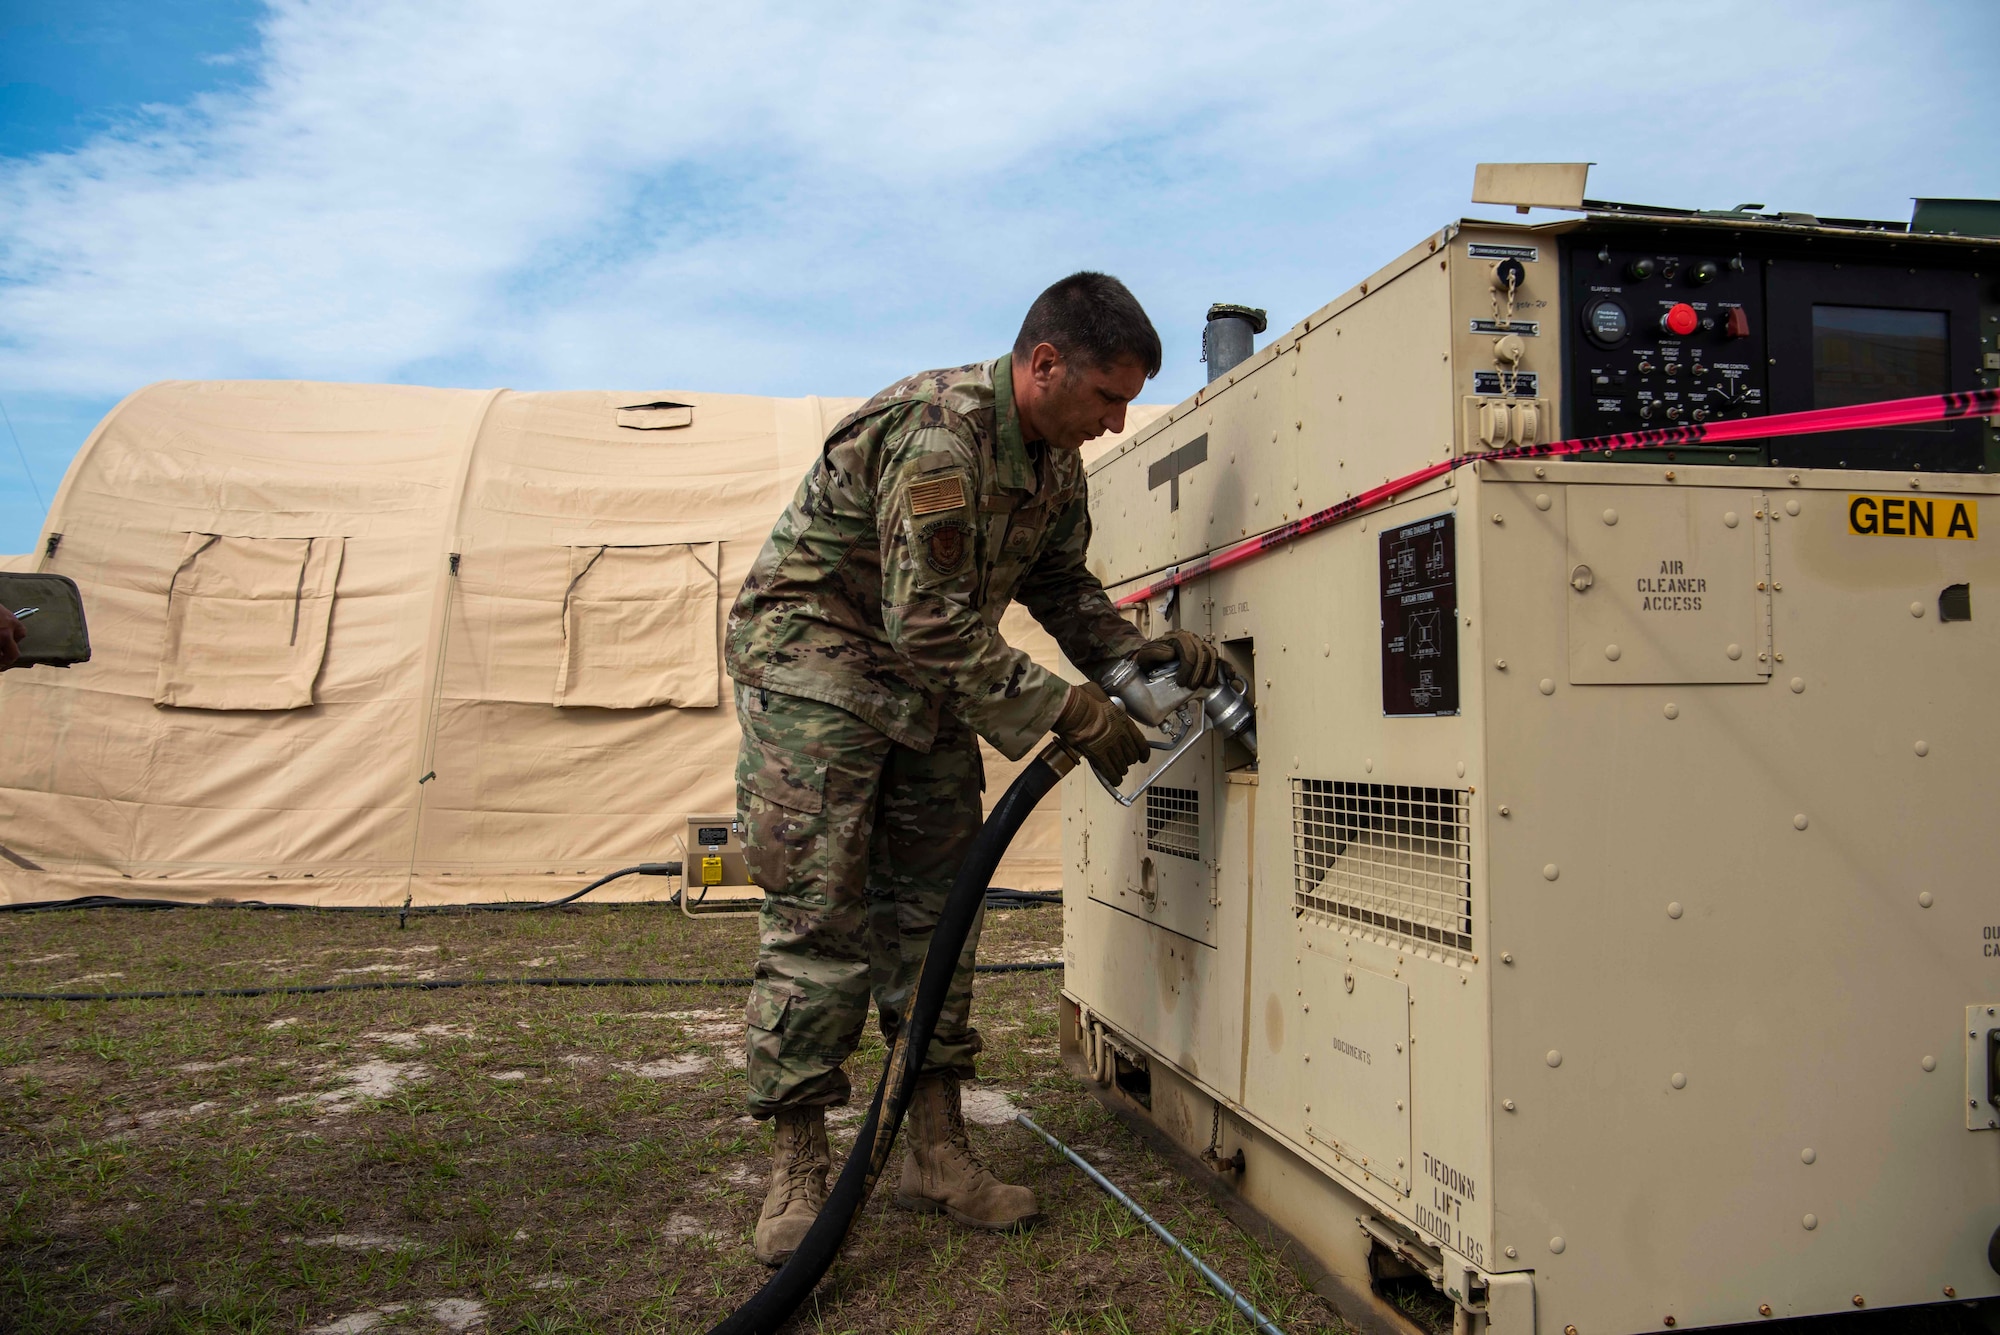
[0,380,1160,907]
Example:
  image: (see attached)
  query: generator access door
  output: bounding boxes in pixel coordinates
[1566,485,1772,685]
[1083,735,1219,947]
[1297,945,1413,1196]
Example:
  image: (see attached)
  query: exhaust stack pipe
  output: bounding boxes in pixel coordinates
[1202,303,1268,382]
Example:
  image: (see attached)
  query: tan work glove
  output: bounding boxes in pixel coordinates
[1132,628,1221,689]
[1052,682,1151,785]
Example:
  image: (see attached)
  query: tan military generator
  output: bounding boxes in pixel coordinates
[1058,167,2000,1335]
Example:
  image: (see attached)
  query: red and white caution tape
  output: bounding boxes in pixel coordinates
[1114,387,2000,609]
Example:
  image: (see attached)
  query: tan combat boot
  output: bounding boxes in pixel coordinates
[893,1073,1039,1230]
[754,1107,829,1266]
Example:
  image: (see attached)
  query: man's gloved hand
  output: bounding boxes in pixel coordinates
[1132,628,1221,689]
[1052,682,1150,784]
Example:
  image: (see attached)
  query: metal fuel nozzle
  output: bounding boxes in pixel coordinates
[1088,656,1260,808]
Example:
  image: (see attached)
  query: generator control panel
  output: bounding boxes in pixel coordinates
[1567,244,1767,437]
[1559,221,1998,472]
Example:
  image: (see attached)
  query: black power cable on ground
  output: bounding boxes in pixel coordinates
[532,861,685,909]
[0,862,689,916]
[982,888,1062,908]
[0,873,1060,915]
[0,961,1062,1005]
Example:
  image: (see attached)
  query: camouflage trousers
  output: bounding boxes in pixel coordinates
[734,683,986,1117]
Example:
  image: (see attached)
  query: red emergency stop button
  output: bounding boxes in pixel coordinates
[1661,303,1699,337]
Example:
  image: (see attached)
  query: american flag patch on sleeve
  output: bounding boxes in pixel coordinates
[907,472,968,516]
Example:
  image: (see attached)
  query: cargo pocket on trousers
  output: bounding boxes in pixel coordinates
[735,731,829,900]
[745,990,794,1075]
[746,989,794,1035]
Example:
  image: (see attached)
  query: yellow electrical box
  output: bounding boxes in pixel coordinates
[682,814,760,915]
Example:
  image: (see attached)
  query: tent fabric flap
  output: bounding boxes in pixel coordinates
[553,541,720,709]
[154,533,346,710]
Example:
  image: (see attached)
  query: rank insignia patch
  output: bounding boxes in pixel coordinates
[919,518,968,575]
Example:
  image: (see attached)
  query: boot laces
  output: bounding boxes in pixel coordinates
[933,1080,993,1180]
[776,1159,820,1208]
[773,1121,826,1208]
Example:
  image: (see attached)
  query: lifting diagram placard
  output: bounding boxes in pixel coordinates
[1381,514,1459,716]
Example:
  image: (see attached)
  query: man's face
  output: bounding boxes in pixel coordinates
[1024,344,1147,451]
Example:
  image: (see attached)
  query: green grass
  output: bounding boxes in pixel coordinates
[0,903,1351,1333]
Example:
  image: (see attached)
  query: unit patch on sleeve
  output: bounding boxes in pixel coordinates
[908,471,969,517]
[918,517,969,575]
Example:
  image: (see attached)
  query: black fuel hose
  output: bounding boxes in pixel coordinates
[707,740,1076,1335]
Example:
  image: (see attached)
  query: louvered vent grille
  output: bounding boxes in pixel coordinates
[1144,786,1201,861]
[1292,780,1472,955]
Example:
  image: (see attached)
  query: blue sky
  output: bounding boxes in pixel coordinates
[1,0,1996,554]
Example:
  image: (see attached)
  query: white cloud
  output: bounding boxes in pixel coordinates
[0,0,1995,410]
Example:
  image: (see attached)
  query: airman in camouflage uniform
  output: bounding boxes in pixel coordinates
[726,273,1217,1265]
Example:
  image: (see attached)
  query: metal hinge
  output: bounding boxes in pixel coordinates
[1756,492,1775,676]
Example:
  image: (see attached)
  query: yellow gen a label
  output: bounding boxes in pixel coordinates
[1847,494,1977,540]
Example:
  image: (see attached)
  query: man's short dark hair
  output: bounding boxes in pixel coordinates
[1013,271,1162,379]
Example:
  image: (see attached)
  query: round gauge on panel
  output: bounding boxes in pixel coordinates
[1583,298,1630,348]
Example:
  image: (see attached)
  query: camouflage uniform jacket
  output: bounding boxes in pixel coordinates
[725,354,1144,760]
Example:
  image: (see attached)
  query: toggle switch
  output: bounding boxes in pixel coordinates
[1722,306,1751,340]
